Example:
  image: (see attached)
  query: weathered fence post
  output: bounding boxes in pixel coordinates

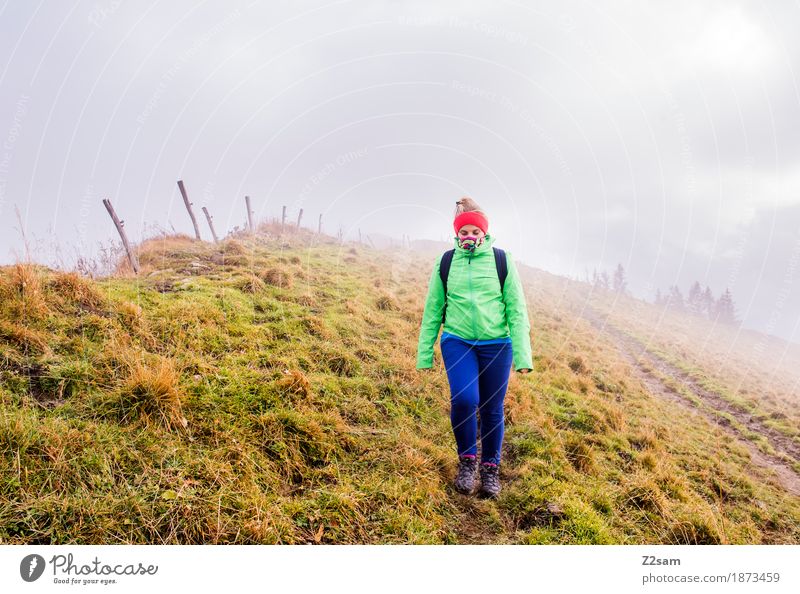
[102,198,140,274]
[318,213,322,234]
[281,205,286,234]
[296,208,303,229]
[245,195,255,235]
[202,207,219,243]
[358,228,362,244]
[176,180,201,240]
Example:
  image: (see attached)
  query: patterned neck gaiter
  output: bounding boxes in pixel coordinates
[457,235,485,253]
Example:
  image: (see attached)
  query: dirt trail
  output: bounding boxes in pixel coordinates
[579,306,800,497]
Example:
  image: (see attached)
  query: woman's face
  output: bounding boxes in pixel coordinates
[457,225,485,240]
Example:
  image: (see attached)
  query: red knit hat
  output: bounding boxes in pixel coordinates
[453,210,489,235]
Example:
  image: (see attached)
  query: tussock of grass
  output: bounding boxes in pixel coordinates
[102,353,187,430]
[261,267,292,288]
[375,293,400,311]
[236,274,266,294]
[47,271,106,311]
[275,369,312,403]
[0,320,50,354]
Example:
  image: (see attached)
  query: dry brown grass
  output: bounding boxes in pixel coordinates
[116,300,143,325]
[1,263,49,319]
[47,270,106,310]
[221,239,247,255]
[622,475,669,515]
[375,293,399,311]
[261,267,292,288]
[276,369,312,402]
[115,353,187,430]
[0,319,51,354]
[237,274,266,294]
[568,355,588,374]
[564,435,597,474]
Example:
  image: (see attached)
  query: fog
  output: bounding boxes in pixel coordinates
[1,0,799,342]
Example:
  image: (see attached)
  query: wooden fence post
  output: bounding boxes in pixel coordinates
[176,180,201,240]
[296,208,303,229]
[245,195,255,235]
[281,205,287,234]
[202,207,219,243]
[318,213,322,234]
[102,198,140,274]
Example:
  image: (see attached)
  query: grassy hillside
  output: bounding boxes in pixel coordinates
[1,227,798,544]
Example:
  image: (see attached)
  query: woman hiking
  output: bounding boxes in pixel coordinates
[416,198,533,499]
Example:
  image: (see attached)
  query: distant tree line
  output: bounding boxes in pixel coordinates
[654,281,740,326]
[587,264,740,326]
[589,263,630,295]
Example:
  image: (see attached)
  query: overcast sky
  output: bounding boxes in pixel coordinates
[1,0,799,343]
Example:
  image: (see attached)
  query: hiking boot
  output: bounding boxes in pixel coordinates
[454,455,478,494]
[479,463,501,499]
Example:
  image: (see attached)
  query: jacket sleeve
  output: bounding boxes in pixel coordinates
[416,254,445,369]
[502,251,533,371]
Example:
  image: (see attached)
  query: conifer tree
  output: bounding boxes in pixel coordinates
[715,288,740,325]
[702,286,715,319]
[687,281,704,316]
[655,288,664,305]
[613,263,628,294]
[667,285,685,311]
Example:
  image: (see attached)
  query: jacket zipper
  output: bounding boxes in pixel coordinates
[468,252,478,338]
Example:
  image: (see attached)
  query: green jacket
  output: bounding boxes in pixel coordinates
[416,233,533,371]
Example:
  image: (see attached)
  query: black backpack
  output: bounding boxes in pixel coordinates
[439,247,508,324]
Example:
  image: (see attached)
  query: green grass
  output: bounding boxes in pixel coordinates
[1,230,799,544]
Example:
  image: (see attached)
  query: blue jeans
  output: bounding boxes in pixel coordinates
[440,335,513,465]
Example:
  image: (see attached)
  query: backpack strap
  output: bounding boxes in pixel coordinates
[439,249,455,324]
[493,247,508,293]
